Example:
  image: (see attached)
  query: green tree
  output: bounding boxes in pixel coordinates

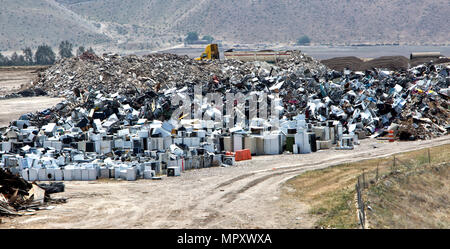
[185,32,199,44]
[77,46,86,56]
[59,40,73,58]
[87,47,95,54]
[22,47,33,65]
[297,35,311,45]
[17,55,26,66]
[35,44,56,65]
[0,52,10,66]
[202,35,214,43]
[10,52,19,65]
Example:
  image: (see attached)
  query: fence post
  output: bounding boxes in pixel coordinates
[356,174,366,229]
[361,200,365,228]
[362,170,365,189]
[356,181,363,229]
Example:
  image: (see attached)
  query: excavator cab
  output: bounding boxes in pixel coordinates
[195,44,220,60]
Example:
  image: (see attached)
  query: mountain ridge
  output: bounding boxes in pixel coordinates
[1,0,449,52]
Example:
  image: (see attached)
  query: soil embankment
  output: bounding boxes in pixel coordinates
[322,56,449,71]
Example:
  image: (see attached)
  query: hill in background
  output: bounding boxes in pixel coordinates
[0,0,111,51]
[1,0,449,53]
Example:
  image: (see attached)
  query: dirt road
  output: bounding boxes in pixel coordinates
[0,96,64,127]
[0,66,64,127]
[2,135,448,229]
[0,66,47,96]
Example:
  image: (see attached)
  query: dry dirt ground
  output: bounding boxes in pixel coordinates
[0,67,64,127]
[1,135,449,229]
[0,96,65,127]
[0,66,44,95]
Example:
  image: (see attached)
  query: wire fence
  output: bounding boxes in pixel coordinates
[355,148,437,229]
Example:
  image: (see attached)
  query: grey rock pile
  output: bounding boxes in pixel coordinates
[32,51,326,98]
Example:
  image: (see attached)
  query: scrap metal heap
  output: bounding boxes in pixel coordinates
[0,168,65,216]
[0,51,448,183]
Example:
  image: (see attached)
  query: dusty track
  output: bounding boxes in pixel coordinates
[0,96,64,127]
[1,135,449,229]
[0,66,47,96]
[0,67,63,127]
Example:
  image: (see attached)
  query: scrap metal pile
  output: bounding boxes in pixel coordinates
[0,51,448,183]
[26,51,450,139]
[0,168,65,216]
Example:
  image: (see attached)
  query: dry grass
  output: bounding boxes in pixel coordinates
[366,163,449,228]
[283,144,450,229]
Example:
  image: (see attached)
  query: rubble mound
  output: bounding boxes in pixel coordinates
[321,56,364,71]
[364,56,409,71]
[397,91,449,140]
[410,57,450,67]
[31,51,327,97]
[322,56,410,71]
[79,51,101,61]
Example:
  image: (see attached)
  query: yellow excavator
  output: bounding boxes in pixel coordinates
[195,43,294,63]
[195,44,220,60]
